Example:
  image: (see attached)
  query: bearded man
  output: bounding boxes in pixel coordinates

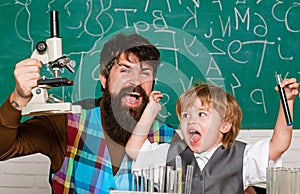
[0,33,176,193]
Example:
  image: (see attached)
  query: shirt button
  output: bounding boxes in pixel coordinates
[199,174,204,181]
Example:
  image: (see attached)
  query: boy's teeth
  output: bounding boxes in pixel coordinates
[190,130,197,135]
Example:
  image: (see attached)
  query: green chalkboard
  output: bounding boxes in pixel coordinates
[0,1,299,128]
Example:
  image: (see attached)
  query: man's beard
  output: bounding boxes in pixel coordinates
[101,85,149,146]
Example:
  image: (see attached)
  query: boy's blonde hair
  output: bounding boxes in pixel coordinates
[176,83,242,148]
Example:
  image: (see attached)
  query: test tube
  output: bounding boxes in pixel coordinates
[280,168,291,194]
[176,155,183,194]
[131,169,140,191]
[275,73,293,126]
[157,166,166,192]
[267,167,282,194]
[166,166,176,193]
[142,168,148,192]
[148,164,155,192]
[184,165,194,194]
[293,168,300,193]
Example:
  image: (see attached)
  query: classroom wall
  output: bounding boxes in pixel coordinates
[0,130,299,194]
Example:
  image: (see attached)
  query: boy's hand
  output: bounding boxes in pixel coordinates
[149,90,163,103]
[147,90,163,114]
[281,78,299,101]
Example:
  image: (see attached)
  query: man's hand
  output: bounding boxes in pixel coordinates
[10,58,42,110]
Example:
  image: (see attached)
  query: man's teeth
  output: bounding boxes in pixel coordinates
[130,92,140,96]
[129,92,140,100]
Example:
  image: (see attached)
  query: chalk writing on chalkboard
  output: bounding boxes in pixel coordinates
[0,0,299,128]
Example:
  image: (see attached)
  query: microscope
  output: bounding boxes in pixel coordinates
[22,10,81,116]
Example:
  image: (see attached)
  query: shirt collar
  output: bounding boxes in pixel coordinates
[193,143,222,170]
[194,143,221,159]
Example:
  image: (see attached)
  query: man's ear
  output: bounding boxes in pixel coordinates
[220,122,232,133]
[99,73,107,90]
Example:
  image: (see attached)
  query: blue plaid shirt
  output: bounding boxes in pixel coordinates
[52,106,174,193]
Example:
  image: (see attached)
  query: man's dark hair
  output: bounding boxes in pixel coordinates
[100,33,160,82]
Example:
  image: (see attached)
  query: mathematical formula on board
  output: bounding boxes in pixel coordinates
[1,0,299,128]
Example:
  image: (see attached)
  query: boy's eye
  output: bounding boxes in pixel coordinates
[198,112,206,117]
[182,113,189,118]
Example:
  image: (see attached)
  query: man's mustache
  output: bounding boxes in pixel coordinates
[117,85,148,100]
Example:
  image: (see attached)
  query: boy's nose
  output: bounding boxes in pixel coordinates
[188,114,198,125]
[189,120,197,126]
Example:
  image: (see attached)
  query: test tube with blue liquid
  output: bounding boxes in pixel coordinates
[275,73,293,126]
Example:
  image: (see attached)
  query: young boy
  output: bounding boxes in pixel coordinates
[126,78,298,193]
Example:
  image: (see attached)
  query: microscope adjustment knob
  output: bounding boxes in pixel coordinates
[36,41,47,53]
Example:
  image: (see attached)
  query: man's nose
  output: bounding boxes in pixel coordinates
[129,74,142,87]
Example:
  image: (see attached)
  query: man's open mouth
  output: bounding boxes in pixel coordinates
[129,92,140,99]
[123,92,142,107]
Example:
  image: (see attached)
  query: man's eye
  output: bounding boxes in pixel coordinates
[141,71,152,77]
[120,69,129,73]
[142,72,150,76]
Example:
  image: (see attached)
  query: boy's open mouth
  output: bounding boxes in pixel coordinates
[190,130,201,143]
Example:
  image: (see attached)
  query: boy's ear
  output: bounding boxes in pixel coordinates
[220,122,232,133]
[99,73,107,90]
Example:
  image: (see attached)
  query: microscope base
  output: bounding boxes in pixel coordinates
[22,102,82,116]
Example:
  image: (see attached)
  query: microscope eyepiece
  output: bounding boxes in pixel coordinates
[50,10,59,37]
